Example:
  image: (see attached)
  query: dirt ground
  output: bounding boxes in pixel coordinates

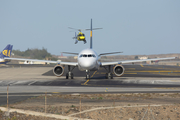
[1,93,180,120]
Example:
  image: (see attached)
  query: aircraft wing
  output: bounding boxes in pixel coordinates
[4,57,78,66]
[101,57,176,66]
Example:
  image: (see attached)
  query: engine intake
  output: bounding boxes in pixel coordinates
[53,65,64,77]
[113,65,125,77]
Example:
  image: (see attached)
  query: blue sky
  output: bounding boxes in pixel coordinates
[0,0,180,55]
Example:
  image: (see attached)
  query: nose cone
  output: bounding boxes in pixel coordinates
[79,59,95,70]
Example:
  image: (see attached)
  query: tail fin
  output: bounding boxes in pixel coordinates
[9,45,13,57]
[90,19,92,49]
[0,44,13,58]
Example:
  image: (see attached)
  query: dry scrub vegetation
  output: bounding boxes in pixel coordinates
[1,93,180,120]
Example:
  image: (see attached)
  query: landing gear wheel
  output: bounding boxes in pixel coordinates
[105,73,108,79]
[71,73,74,79]
[86,74,89,79]
[110,73,113,79]
[106,73,113,79]
[85,70,90,79]
[66,73,69,79]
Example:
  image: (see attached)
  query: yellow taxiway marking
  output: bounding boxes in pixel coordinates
[124,73,137,74]
[82,71,97,85]
[91,70,180,75]
[126,70,180,73]
[140,64,144,67]
[141,66,180,70]
[152,73,180,76]
[98,72,137,75]
[125,68,136,70]
[83,79,89,85]
[100,72,106,74]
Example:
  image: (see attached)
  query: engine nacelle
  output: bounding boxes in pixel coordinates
[113,65,125,77]
[53,65,64,77]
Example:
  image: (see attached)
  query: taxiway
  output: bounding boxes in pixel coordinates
[0,64,180,105]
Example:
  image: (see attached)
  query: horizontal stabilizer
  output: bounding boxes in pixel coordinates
[85,28,103,31]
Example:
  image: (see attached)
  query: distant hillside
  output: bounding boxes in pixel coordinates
[10,49,180,65]
[12,48,58,61]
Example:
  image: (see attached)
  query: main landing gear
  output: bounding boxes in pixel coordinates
[66,65,75,79]
[85,70,90,79]
[104,65,113,79]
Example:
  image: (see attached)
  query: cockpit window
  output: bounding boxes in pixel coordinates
[83,54,87,57]
[88,54,92,57]
[79,54,96,58]
[92,54,96,57]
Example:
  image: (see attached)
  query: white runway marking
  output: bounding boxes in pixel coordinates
[28,81,37,85]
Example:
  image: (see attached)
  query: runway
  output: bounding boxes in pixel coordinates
[2,64,180,78]
[0,64,180,105]
[0,64,180,89]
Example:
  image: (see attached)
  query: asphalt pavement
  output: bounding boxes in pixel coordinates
[0,64,180,105]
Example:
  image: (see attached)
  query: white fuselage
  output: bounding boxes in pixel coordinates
[77,48,100,71]
[0,59,7,64]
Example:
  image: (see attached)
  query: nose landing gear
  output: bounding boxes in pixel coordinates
[86,70,90,79]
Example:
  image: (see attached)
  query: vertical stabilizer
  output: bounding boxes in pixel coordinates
[0,44,13,58]
[9,45,13,57]
[90,19,92,49]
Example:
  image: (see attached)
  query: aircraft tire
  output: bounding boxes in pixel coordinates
[71,73,74,79]
[66,73,69,79]
[86,75,89,80]
[105,73,108,79]
[110,73,113,79]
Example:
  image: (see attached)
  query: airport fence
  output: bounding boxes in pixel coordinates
[3,86,180,120]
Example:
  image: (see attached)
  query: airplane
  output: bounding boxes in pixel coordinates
[4,19,175,79]
[68,27,102,44]
[0,44,13,64]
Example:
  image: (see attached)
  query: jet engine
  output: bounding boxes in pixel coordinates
[113,65,125,77]
[53,65,64,77]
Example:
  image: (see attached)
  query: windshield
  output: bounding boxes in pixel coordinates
[79,54,96,58]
